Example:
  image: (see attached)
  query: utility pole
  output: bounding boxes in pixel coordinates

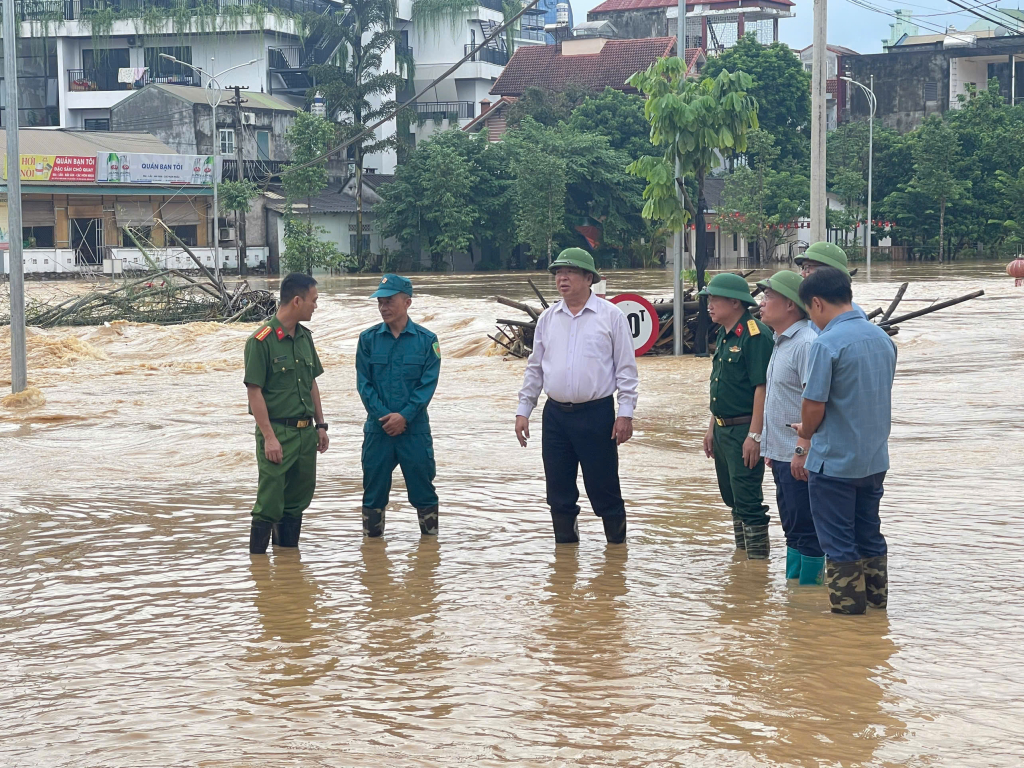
[674,0,687,355]
[842,73,876,277]
[231,85,248,277]
[810,0,828,243]
[4,0,27,394]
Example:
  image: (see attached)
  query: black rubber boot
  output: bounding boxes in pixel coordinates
[825,559,867,615]
[743,523,770,560]
[362,507,385,538]
[417,505,439,536]
[551,507,580,544]
[249,520,273,554]
[863,555,888,609]
[275,515,302,547]
[602,513,627,544]
[732,516,746,549]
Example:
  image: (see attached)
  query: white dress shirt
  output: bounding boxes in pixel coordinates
[516,290,639,418]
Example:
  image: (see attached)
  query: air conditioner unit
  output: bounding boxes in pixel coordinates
[219,227,236,241]
[242,112,257,125]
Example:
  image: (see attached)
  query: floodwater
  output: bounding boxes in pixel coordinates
[1,262,1022,767]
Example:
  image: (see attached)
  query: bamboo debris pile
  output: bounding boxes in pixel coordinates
[3,221,276,328]
[490,273,985,357]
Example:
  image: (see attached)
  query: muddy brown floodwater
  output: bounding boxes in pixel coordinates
[1,263,1022,767]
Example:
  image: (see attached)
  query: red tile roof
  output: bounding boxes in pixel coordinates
[590,0,793,12]
[491,38,702,96]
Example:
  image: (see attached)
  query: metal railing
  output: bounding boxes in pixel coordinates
[68,67,148,92]
[516,26,547,41]
[463,44,508,66]
[11,0,334,23]
[413,100,475,120]
[221,158,287,181]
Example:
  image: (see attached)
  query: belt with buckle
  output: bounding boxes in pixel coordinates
[714,414,752,427]
[270,417,313,428]
[548,396,613,413]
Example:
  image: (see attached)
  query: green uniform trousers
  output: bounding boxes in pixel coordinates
[252,423,318,524]
[713,423,770,527]
[361,430,437,510]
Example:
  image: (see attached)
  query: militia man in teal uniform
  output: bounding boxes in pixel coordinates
[243,273,330,554]
[357,274,441,538]
[699,273,775,558]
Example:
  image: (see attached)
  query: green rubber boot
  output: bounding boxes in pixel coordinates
[863,555,888,609]
[743,524,770,560]
[798,555,825,585]
[361,507,386,538]
[786,547,801,579]
[732,516,746,549]
[825,559,866,615]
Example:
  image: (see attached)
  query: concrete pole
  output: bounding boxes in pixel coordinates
[674,0,686,355]
[233,85,247,277]
[866,74,873,278]
[4,0,28,394]
[809,0,828,243]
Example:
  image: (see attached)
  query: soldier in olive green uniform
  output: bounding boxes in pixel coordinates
[699,273,774,558]
[243,273,329,554]
[357,274,441,538]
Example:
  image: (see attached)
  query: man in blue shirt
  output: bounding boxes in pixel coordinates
[795,267,897,615]
[356,274,441,538]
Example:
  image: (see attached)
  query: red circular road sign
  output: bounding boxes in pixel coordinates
[609,293,661,356]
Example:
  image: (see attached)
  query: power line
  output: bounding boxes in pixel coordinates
[945,0,1024,31]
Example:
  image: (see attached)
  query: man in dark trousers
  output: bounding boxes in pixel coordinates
[699,273,774,558]
[243,273,330,554]
[795,267,897,615]
[356,274,441,538]
[515,248,639,545]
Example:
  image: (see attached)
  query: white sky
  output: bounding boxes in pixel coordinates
[567,0,1012,55]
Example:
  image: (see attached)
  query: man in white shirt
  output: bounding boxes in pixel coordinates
[515,248,639,545]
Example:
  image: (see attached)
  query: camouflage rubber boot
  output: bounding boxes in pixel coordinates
[361,507,386,538]
[417,505,439,536]
[602,513,627,544]
[786,546,802,579]
[275,515,302,547]
[743,524,771,560]
[798,555,825,586]
[249,520,273,554]
[551,508,580,544]
[825,559,867,615]
[863,555,888,609]
[732,516,746,549]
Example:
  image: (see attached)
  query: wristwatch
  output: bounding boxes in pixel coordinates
[747,432,762,443]
[316,422,329,431]
[794,445,807,456]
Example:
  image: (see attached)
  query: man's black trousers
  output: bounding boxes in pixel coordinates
[542,396,626,522]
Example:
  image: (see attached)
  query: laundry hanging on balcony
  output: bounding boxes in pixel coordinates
[117,68,148,85]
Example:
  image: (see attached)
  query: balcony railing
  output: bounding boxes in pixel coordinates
[413,100,475,120]
[463,44,508,66]
[67,68,199,92]
[221,158,288,181]
[10,0,333,23]
[396,42,413,59]
[517,27,547,41]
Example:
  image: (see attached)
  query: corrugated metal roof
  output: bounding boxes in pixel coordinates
[147,84,299,112]
[0,129,175,155]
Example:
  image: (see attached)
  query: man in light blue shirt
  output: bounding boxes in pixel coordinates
[795,267,897,616]
[795,241,867,331]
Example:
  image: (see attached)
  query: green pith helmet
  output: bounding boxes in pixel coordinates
[756,270,806,313]
[548,247,601,280]
[697,272,757,306]
[795,241,850,274]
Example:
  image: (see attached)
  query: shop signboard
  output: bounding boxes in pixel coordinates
[96,153,214,185]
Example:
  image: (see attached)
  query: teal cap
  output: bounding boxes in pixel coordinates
[697,272,757,306]
[370,273,413,298]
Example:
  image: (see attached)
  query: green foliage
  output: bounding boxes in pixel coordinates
[905,115,970,261]
[282,112,335,205]
[282,216,354,275]
[410,0,478,35]
[993,166,1024,245]
[568,87,655,160]
[700,34,810,166]
[219,180,260,216]
[505,85,593,129]
[718,130,808,259]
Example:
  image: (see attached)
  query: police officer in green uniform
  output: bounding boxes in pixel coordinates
[243,273,329,555]
[699,273,775,559]
[356,274,441,538]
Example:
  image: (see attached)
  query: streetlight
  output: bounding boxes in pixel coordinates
[841,74,876,278]
[159,55,259,280]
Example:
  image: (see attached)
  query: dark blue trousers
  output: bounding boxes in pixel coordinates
[807,471,887,563]
[771,461,824,557]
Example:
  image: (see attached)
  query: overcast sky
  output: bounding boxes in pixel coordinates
[567,0,1002,56]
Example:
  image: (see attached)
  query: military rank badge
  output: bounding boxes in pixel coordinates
[432,341,441,359]
[747,319,760,336]
[729,346,741,353]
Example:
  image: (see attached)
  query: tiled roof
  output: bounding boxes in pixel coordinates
[265,183,360,214]
[0,128,174,156]
[492,38,701,96]
[590,0,793,12]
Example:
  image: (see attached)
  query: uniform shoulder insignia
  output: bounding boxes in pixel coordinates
[254,326,272,341]
[432,340,441,359]
[747,319,760,336]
